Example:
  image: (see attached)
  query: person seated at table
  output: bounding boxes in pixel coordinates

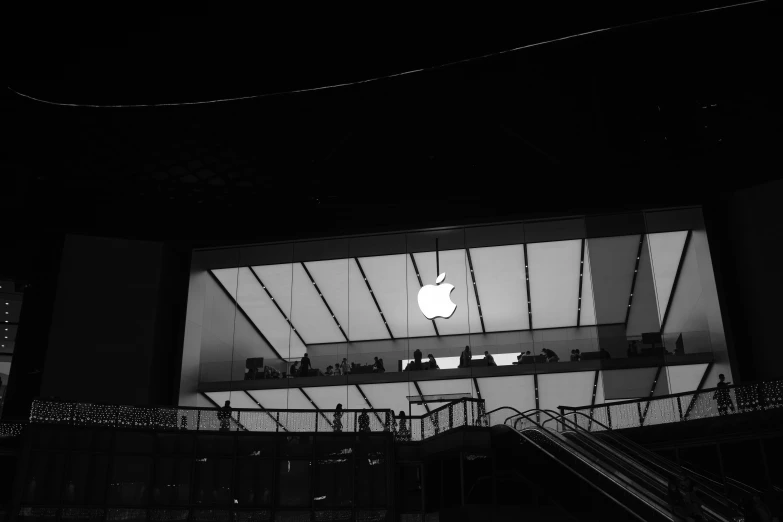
[570,350,579,362]
[541,348,559,362]
[340,358,351,375]
[289,361,300,377]
[373,356,385,373]
[264,366,273,379]
[325,365,335,376]
[427,354,439,369]
[484,351,497,366]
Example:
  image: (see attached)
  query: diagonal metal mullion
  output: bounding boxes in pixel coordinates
[301,262,349,342]
[625,234,645,326]
[523,244,533,329]
[412,381,430,414]
[199,392,248,432]
[409,253,439,336]
[248,266,307,348]
[208,270,284,360]
[466,249,486,333]
[243,390,288,432]
[355,384,385,425]
[354,258,394,338]
[577,239,586,327]
[299,387,333,427]
[660,230,692,333]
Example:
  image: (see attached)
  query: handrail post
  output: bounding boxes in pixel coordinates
[463,400,468,427]
[276,411,280,433]
[677,396,683,421]
[637,403,644,427]
[196,409,201,431]
[449,404,454,430]
[236,411,241,432]
[606,405,612,430]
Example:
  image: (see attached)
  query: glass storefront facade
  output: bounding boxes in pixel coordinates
[180,208,731,415]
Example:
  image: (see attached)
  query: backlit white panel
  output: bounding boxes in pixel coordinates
[412,250,481,336]
[469,245,529,332]
[401,353,521,369]
[538,371,596,412]
[586,235,639,324]
[406,256,441,338]
[214,268,305,359]
[476,375,536,415]
[667,364,708,394]
[359,255,410,339]
[594,372,606,405]
[528,240,582,329]
[348,259,389,341]
[361,382,416,415]
[579,242,597,326]
[251,264,295,321]
[302,385,350,410]
[222,391,261,410]
[346,384,371,410]
[247,389,291,410]
[417,378,474,399]
[204,391,232,408]
[648,231,688,324]
[288,389,316,410]
[304,259,350,338]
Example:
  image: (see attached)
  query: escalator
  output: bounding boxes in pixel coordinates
[488,407,743,522]
[490,408,672,521]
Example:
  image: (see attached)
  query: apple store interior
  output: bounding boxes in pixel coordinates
[180,207,731,420]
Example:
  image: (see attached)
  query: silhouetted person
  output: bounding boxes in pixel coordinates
[373,356,385,373]
[358,410,371,433]
[406,350,425,371]
[397,411,411,442]
[714,374,736,415]
[333,403,343,432]
[289,361,300,378]
[340,358,350,375]
[299,354,312,377]
[599,348,611,359]
[484,351,496,366]
[325,365,335,376]
[217,400,233,431]
[570,349,579,362]
[542,348,559,363]
[414,349,423,363]
[459,346,472,368]
[427,354,439,369]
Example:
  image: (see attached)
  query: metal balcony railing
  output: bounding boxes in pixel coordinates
[559,379,783,431]
[21,397,487,442]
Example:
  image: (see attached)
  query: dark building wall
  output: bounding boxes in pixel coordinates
[41,235,172,405]
[706,178,783,384]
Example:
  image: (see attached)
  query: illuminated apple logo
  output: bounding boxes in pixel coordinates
[418,273,457,320]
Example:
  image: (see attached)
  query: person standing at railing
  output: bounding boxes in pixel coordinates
[714,374,736,416]
[458,346,472,368]
[397,411,411,442]
[217,400,233,431]
[358,410,370,433]
[299,354,312,377]
[333,403,343,432]
[427,354,439,370]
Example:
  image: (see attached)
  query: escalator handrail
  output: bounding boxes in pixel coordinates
[546,409,741,520]
[526,409,737,522]
[499,422,671,521]
[502,409,678,519]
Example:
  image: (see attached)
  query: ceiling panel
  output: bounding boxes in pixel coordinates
[579,241,597,326]
[289,263,344,344]
[227,268,305,359]
[469,245,529,332]
[648,231,688,323]
[304,259,351,339]
[476,375,536,415]
[247,389,291,410]
[250,264,294,320]
[527,240,582,329]
[361,382,415,415]
[411,250,481,336]
[224,391,261,410]
[537,371,596,412]
[359,254,410,339]
[346,384,372,411]
[405,256,439,338]
[586,235,640,324]
[417,378,474,399]
[288,388,316,410]
[348,259,389,341]
[302,385,350,410]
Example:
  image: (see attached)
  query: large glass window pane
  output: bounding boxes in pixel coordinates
[314,455,353,508]
[107,456,152,505]
[278,460,311,507]
[24,452,65,504]
[62,453,91,504]
[235,458,274,506]
[158,433,195,455]
[193,457,233,504]
[153,457,192,505]
[357,449,386,507]
[114,432,154,454]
